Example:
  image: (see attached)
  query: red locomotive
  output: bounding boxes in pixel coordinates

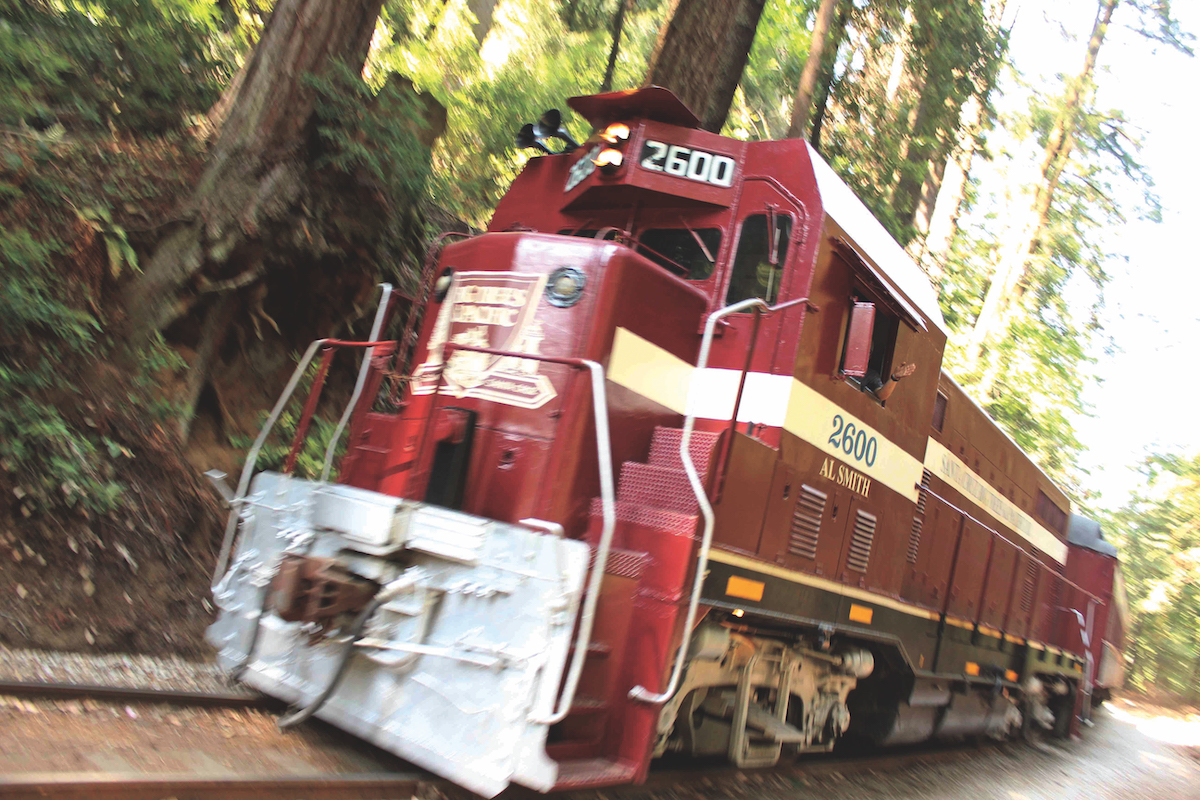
[206,87,1127,796]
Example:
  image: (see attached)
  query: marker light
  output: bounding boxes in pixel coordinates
[600,122,630,143]
[593,148,624,173]
[732,608,745,618]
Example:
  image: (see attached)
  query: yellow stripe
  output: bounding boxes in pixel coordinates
[783,380,923,502]
[945,616,974,630]
[977,625,1002,639]
[724,575,765,602]
[923,439,1067,563]
[607,328,693,414]
[1004,634,1025,645]
[707,549,940,620]
[608,327,924,502]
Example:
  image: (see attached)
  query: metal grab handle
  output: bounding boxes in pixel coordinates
[532,361,615,725]
[629,295,814,705]
[211,287,395,590]
[421,343,616,725]
[322,284,392,480]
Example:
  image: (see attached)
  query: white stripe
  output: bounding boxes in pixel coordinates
[685,369,792,426]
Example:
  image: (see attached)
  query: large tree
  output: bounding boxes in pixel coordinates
[121,0,445,438]
[786,0,838,139]
[645,0,766,131]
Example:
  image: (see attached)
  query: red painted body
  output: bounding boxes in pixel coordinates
[321,88,1124,788]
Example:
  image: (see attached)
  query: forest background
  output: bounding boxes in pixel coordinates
[1,0,1197,699]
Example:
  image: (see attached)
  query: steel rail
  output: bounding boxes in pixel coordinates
[0,773,423,800]
[320,283,393,481]
[0,680,264,709]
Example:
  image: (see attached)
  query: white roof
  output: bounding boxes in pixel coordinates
[806,143,946,333]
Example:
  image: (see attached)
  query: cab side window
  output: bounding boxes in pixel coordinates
[638,228,722,280]
[839,292,899,396]
[725,213,792,305]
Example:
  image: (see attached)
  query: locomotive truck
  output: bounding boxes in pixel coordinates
[206,87,1127,797]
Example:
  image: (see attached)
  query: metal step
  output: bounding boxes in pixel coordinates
[617,461,698,514]
[648,426,721,474]
[553,757,639,790]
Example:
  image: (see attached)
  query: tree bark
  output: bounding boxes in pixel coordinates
[465,0,498,47]
[787,0,839,139]
[807,0,851,151]
[965,0,1116,373]
[600,0,632,93]
[645,0,766,132]
[122,0,385,347]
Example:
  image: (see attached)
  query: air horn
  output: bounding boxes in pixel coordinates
[534,109,579,152]
[517,123,553,154]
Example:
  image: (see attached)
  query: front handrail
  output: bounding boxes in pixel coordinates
[629,295,815,705]
[431,343,616,726]
[320,284,393,481]
[210,337,397,591]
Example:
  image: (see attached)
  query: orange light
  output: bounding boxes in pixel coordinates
[593,148,624,172]
[732,608,744,618]
[600,122,630,143]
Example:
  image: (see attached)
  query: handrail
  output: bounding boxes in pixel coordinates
[430,343,616,726]
[629,294,815,705]
[321,284,393,480]
[210,337,399,590]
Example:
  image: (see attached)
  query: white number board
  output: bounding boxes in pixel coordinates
[639,140,735,188]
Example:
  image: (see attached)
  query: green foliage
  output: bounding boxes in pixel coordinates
[228,358,347,481]
[1107,452,1200,698]
[726,0,817,141]
[821,0,1005,244]
[75,204,139,277]
[0,0,232,133]
[308,62,434,206]
[378,0,668,226]
[0,225,124,514]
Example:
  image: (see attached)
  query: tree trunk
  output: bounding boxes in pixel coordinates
[910,96,979,285]
[911,0,1008,282]
[465,0,498,47]
[964,0,1116,371]
[600,0,632,93]
[122,0,385,347]
[786,0,838,139]
[645,0,766,132]
[807,0,851,151]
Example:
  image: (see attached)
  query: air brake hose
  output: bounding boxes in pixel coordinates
[277,595,386,730]
[276,573,419,731]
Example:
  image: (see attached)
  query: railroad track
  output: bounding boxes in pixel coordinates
[0,680,1004,799]
[0,679,265,709]
[0,773,425,800]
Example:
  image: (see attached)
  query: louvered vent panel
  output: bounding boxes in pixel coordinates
[906,516,924,564]
[1020,559,1039,613]
[846,509,877,573]
[788,484,827,560]
[907,469,934,563]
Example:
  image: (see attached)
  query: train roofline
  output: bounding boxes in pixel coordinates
[806,142,946,335]
[1066,514,1118,557]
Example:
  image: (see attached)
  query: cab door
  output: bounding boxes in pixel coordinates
[702,179,807,427]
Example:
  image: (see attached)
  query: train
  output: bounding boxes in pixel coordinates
[205,86,1127,797]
